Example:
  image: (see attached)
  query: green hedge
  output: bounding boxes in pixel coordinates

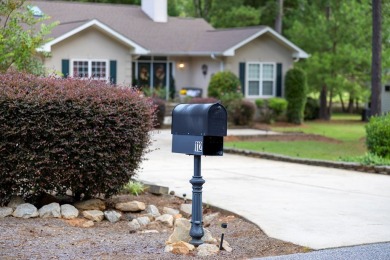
[285,68,307,124]
[256,98,288,123]
[208,71,241,99]
[0,72,155,204]
[366,114,390,158]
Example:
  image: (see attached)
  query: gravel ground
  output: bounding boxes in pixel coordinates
[0,193,308,259]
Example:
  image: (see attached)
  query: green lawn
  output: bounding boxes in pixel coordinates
[226,114,367,161]
[271,116,365,142]
[227,141,366,161]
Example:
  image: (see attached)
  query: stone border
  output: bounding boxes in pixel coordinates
[224,148,390,175]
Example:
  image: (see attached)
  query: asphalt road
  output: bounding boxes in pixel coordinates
[256,242,390,260]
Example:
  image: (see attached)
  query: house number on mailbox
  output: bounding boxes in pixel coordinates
[194,141,203,152]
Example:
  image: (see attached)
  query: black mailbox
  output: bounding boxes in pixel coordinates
[171,103,227,156]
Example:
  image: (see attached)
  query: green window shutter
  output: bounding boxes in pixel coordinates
[276,63,282,97]
[61,59,69,78]
[239,62,246,96]
[110,60,117,84]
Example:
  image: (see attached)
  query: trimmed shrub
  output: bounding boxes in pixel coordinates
[365,114,390,158]
[304,97,320,120]
[0,72,155,205]
[152,98,166,128]
[208,71,241,99]
[228,99,256,126]
[255,98,288,123]
[285,68,308,124]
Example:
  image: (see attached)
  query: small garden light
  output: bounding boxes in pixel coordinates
[219,223,228,250]
[183,193,187,203]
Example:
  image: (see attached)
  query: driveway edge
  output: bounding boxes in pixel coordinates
[224,148,390,175]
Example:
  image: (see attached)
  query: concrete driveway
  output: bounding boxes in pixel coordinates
[138,129,390,250]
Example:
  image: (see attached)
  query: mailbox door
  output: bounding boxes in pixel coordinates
[172,135,223,156]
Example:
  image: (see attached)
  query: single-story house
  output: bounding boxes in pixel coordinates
[31,0,308,100]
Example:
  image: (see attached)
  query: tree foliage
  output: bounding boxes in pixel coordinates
[210,5,259,28]
[286,0,374,119]
[0,0,57,74]
[285,68,307,124]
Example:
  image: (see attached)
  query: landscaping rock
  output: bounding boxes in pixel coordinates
[145,204,160,217]
[166,218,191,244]
[0,207,13,218]
[122,213,136,221]
[65,218,94,228]
[203,212,220,227]
[202,228,217,244]
[165,241,195,255]
[115,201,145,212]
[12,203,39,219]
[128,219,141,232]
[173,214,183,221]
[7,196,25,209]
[61,204,79,219]
[82,210,104,222]
[156,214,174,227]
[104,210,122,223]
[74,199,106,211]
[163,207,179,216]
[136,216,150,227]
[82,220,95,228]
[220,239,233,252]
[38,203,61,218]
[197,243,219,257]
[147,184,169,195]
[179,204,192,217]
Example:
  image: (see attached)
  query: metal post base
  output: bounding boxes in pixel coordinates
[189,155,205,246]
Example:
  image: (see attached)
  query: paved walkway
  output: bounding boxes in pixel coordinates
[138,129,390,250]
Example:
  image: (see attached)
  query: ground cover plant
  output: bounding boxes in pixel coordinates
[225,114,370,162]
[0,72,155,205]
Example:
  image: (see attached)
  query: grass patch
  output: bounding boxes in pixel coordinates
[227,114,369,161]
[227,141,366,161]
[270,121,365,142]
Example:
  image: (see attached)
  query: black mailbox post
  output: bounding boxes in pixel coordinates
[171,103,227,246]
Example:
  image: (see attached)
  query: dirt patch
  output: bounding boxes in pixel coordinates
[0,193,308,259]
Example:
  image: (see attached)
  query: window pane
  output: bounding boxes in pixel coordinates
[248,64,260,79]
[73,61,88,78]
[248,81,260,96]
[138,63,150,88]
[262,81,274,96]
[262,64,274,79]
[92,61,107,79]
[153,63,166,88]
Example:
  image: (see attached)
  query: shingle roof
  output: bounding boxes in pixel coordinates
[29,0,308,58]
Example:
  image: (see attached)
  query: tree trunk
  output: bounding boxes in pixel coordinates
[371,0,382,116]
[274,0,284,34]
[347,96,354,113]
[355,98,360,111]
[319,85,329,120]
[327,88,333,120]
[339,93,346,112]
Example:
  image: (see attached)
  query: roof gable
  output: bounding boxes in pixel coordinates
[222,27,309,58]
[39,19,149,54]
